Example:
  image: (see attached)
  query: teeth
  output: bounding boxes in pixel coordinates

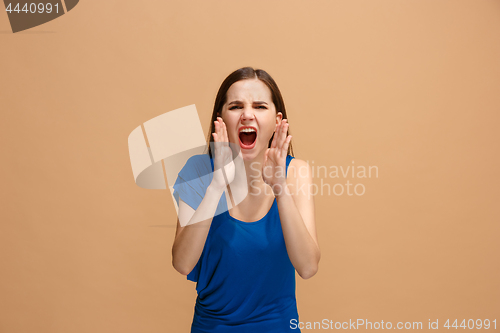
[239,128,256,133]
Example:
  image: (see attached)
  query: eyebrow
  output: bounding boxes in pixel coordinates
[228,100,268,105]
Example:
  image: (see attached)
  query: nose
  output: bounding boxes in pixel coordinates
[241,105,255,121]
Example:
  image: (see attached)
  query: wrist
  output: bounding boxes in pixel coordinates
[207,183,226,196]
[273,183,291,201]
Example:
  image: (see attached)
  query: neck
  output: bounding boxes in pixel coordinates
[243,150,279,195]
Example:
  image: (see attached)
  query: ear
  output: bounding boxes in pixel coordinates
[276,112,283,125]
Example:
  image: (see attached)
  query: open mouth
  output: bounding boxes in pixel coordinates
[238,127,257,149]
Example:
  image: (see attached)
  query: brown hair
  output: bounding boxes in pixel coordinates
[206,67,294,158]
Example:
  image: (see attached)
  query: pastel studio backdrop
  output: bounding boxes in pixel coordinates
[1,1,499,332]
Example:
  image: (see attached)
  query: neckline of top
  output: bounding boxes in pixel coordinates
[209,154,294,177]
[209,154,294,224]
[224,198,276,224]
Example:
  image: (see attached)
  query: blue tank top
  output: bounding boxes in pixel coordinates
[172,154,300,333]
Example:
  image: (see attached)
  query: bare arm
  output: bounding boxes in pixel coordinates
[171,116,233,276]
[277,159,320,279]
[262,118,320,279]
[172,185,224,275]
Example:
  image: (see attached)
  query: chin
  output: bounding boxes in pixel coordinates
[240,150,256,161]
[239,145,266,161]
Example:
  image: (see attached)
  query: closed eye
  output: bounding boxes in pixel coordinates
[228,105,267,110]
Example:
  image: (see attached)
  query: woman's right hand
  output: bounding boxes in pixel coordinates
[211,117,236,191]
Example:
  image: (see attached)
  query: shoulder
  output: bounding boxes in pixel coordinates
[287,157,312,181]
[179,154,212,177]
[288,157,310,174]
[184,153,211,168]
[186,153,210,164]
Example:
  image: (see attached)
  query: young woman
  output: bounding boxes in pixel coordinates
[172,67,320,332]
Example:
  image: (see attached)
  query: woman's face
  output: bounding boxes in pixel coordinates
[219,78,282,160]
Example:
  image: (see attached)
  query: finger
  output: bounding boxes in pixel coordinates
[216,120,223,140]
[262,149,270,184]
[216,117,222,149]
[279,121,290,158]
[220,117,226,139]
[283,120,289,142]
[214,121,219,142]
[222,119,229,147]
[219,117,228,146]
[277,120,288,152]
[214,121,222,156]
[213,122,218,155]
[216,117,221,136]
[264,148,270,164]
[283,135,292,156]
[216,120,225,156]
[271,120,281,149]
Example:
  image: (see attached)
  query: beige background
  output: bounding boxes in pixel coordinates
[1,0,499,332]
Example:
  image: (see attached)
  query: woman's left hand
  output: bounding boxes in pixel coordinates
[262,119,292,197]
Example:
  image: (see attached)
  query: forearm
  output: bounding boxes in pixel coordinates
[276,187,320,279]
[172,184,225,275]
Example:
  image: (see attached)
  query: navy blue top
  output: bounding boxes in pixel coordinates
[173,154,300,333]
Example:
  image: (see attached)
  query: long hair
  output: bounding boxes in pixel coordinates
[206,67,294,159]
